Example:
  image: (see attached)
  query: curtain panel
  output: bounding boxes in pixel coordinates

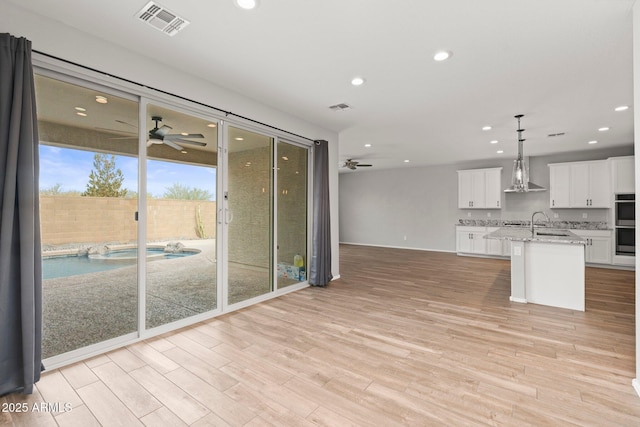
[309,139,332,286]
[0,33,43,396]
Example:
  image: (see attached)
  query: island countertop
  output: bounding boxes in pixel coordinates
[485,227,586,245]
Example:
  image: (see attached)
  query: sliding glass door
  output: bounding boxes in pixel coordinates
[35,66,311,366]
[36,74,140,358]
[276,141,308,289]
[144,103,218,329]
[226,126,274,305]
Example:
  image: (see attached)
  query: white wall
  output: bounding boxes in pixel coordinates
[1,1,340,278]
[340,146,633,252]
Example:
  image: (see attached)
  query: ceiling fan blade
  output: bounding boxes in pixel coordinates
[168,137,206,147]
[163,139,183,151]
[357,164,373,167]
[95,127,137,135]
[108,136,138,140]
[152,125,172,138]
[115,119,136,128]
[165,133,204,139]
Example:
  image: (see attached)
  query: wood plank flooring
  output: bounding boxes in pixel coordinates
[2,244,639,426]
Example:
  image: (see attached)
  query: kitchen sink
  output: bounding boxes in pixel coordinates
[535,230,571,237]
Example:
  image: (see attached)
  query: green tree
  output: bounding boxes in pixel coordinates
[163,183,212,200]
[82,153,127,197]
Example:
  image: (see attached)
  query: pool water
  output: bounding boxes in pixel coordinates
[42,247,196,280]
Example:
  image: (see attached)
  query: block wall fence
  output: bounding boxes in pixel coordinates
[40,195,217,247]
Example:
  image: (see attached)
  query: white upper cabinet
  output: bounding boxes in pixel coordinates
[548,160,610,208]
[610,156,635,194]
[484,168,502,209]
[549,164,571,208]
[457,167,502,209]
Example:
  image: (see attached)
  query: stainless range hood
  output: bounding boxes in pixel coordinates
[504,114,546,193]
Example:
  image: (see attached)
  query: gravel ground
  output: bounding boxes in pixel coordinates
[42,239,296,358]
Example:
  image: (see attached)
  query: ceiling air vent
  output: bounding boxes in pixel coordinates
[548,132,566,137]
[329,103,351,111]
[136,1,190,36]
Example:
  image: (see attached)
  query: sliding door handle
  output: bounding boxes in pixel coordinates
[225,208,234,224]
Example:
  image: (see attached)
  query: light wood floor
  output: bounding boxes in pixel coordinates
[2,244,639,426]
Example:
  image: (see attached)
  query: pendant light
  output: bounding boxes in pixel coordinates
[504,114,546,192]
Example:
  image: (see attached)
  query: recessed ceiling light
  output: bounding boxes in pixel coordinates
[181,132,189,136]
[482,126,492,131]
[95,96,108,104]
[281,156,289,161]
[76,112,87,117]
[615,105,629,112]
[364,143,372,148]
[490,140,498,144]
[403,159,410,163]
[207,123,217,128]
[433,50,452,61]
[588,140,598,144]
[181,150,187,154]
[598,127,610,132]
[351,77,366,86]
[235,0,259,10]
[497,150,504,154]
[235,137,244,141]
[74,107,86,112]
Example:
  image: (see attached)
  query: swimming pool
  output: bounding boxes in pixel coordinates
[42,247,199,280]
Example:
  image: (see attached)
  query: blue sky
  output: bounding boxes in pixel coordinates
[39,145,217,200]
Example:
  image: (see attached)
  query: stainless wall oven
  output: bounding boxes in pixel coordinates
[614,194,635,255]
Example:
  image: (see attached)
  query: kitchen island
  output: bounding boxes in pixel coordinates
[486,228,587,311]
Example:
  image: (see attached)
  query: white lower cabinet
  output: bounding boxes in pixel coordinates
[569,229,612,265]
[457,226,507,256]
[485,227,504,256]
[456,227,487,254]
[457,227,614,265]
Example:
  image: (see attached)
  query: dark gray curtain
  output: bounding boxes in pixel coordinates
[0,33,43,396]
[309,140,332,286]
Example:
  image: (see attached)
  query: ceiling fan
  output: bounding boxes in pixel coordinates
[147,116,206,151]
[98,116,206,151]
[342,159,373,170]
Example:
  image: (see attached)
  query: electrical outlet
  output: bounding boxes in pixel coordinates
[487,212,491,217]
[467,212,472,217]
[582,212,588,219]
[403,235,407,241]
[553,213,559,218]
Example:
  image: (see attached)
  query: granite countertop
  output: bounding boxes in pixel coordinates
[484,227,586,245]
[456,219,610,230]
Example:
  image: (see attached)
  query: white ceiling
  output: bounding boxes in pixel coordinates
[7,0,637,171]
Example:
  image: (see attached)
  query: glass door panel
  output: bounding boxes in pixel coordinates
[227,127,273,305]
[36,74,139,358]
[145,104,218,329]
[276,141,308,289]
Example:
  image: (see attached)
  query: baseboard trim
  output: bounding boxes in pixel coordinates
[509,296,527,304]
[339,241,456,254]
[633,378,640,398]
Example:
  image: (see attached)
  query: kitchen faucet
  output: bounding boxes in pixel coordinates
[531,211,550,235]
